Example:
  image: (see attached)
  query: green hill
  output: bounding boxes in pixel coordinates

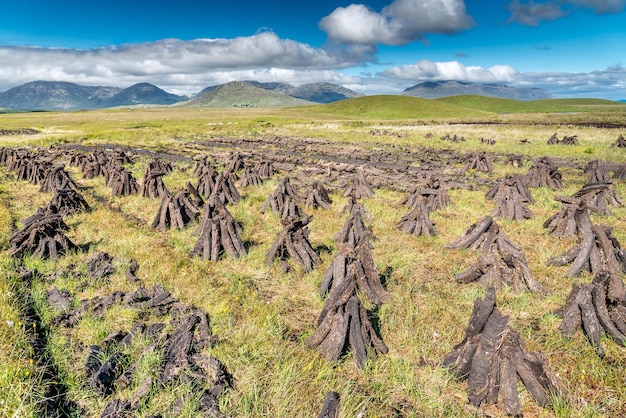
[299,95,486,119]
[436,95,626,113]
[181,81,314,108]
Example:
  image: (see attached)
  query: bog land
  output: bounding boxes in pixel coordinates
[2,97,626,417]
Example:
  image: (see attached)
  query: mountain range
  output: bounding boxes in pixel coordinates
[0,79,555,111]
[402,80,553,100]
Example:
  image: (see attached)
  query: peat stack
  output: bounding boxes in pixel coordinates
[261,177,304,219]
[9,213,76,259]
[239,167,263,187]
[446,216,548,293]
[547,133,560,145]
[547,201,626,277]
[464,152,493,173]
[192,154,211,176]
[266,215,320,273]
[81,152,109,179]
[151,188,202,230]
[396,200,436,237]
[111,148,133,165]
[196,164,219,197]
[486,175,533,221]
[571,182,622,216]
[304,180,333,210]
[335,201,374,247]
[556,271,626,358]
[526,157,563,189]
[306,293,388,368]
[40,165,78,193]
[228,152,245,172]
[146,158,173,175]
[613,164,626,180]
[343,169,374,199]
[141,167,169,199]
[442,287,567,416]
[584,160,611,184]
[191,197,246,261]
[319,240,389,306]
[543,196,584,239]
[210,171,241,205]
[108,167,140,197]
[611,134,626,148]
[398,177,452,212]
[48,189,91,217]
[561,134,579,145]
[253,160,275,179]
[505,154,524,168]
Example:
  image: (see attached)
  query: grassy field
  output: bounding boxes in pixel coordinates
[1,97,626,417]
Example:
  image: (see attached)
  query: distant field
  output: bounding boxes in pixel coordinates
[1,97,626,417]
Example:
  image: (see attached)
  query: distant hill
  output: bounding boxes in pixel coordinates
[303,95,484,119]
[403,80,552,101]
[195,81,362,104]
[0,80,121,110]
[96,83,184,108]
[182,81,314,108]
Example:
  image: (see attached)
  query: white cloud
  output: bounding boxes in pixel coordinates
[382,60,519,82]
[319,0,474,45]
[0,32,373,94]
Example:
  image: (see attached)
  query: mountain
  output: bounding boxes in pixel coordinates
[402,80,553,101]
[0,80,121,110]
[182,81,314,108]
[195,81,362,104]
[97,83,184,108]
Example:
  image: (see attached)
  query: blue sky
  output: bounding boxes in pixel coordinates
[0,0,624,99]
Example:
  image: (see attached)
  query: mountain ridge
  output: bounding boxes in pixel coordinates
[402,80,553,101]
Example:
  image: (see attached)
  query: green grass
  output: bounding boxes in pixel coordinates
[1,101,626,416]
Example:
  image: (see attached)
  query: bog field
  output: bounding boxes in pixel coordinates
[2,97,626,417]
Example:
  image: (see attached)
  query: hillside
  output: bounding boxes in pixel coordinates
[0,81,121,110]
[303,95,486,119]
[96,83,184,108]
[182,81,315,108]
[436,95,626,113]
[403,80,552,101]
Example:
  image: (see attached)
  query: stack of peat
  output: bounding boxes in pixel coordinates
[266,215,320,273]
[196,164,219,197]
[48,189,91,217]
[442,287,568,416]
[398,176,452,212]
[80,151,109,179]
[107,167,140,197]
[464,152,493,173]
[547,199,626,277]
[9,212,77,259]
[141,164,169,198]
[253,159,275,179]
[191,197,246,261]
[342,169,374,199]
[261,177,305,220]
[152,186,203,230]
[306,200,389,367]
[228,152,245,172]
[239,167,263,187]
[40,165,78,193]
[210,171,241,205]
[396,199,436,237]
[304,180,333,210]
[446,215,548,293]
[543,196,583,239]
[556,271,626,358]
[485,175,534,221]
[525,157,563,189]
[548,133,578,145]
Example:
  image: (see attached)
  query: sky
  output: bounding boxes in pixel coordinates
[0,0,625,100]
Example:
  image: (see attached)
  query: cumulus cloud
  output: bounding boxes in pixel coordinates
[319,0,474,45]
[506,0,625,26]
[0,32,374,94]
[381,60,518,83]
